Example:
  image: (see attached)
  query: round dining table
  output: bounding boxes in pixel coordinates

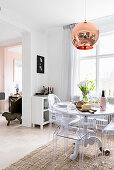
[54,103,114,160]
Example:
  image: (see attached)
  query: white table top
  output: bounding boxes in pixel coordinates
[54,103,114,117]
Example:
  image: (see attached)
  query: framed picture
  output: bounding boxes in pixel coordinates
[37,55,44,73]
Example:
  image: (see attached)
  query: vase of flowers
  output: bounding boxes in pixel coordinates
[78,80,95,101]
[82,92,88,101]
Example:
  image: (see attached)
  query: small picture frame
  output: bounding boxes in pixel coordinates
[37,55,44,73]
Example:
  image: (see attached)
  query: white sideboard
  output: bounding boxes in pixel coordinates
[32,95,49,129]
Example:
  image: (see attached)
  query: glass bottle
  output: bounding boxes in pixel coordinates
[100,90,106,111]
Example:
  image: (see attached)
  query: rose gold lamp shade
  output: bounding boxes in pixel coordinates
[71,21,99,50]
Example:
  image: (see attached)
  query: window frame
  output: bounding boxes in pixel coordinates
[79,32,114,96]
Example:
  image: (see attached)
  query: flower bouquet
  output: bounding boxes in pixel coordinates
[78,80,95,101]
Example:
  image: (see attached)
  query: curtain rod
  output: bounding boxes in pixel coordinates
[63,23,77,30]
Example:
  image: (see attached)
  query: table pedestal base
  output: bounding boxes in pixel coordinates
[70,136,102,160]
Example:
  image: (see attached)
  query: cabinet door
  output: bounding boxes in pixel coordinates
[43,98,49,109]
[32,97,43,125]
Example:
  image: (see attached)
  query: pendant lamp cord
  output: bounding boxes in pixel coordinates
[85,0,86,22]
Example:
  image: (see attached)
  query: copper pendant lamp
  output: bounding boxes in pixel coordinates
[71,0,99,50]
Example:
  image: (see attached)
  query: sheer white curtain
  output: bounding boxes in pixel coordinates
[61,25,80,101]
[61,27,71,101]
[71,43,80,100]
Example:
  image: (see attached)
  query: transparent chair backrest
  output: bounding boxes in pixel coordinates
[55,109,83,129]
[48,94,61,109]
[111,115,114,122]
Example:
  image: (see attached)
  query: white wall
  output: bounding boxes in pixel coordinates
[22,28,65,126]
[31,31,48,95]
[47,27,66,101]
[22,32,31,127]
[22,30,48,127]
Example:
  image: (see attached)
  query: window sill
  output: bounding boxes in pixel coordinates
[108,97,114,99]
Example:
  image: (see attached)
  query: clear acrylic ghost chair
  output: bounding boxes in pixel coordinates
[86,114,108,165]
[80,115,99,167]
[48,95,80,147]
[52,110,98,170]
[88,115,108,130]
[48,94,61,140]
[88,97,108,130]
[101,116,114,163]
[48,94,61,124]
[65,108,99,160]
[70,112,99,166]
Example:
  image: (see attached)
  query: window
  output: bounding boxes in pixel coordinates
[99,57,114,96]
[79,32,114,97]
[79,47,96,57]
[14,59,22,82]
[99,34,114,55]
[80,59,96,82]
[8,45,22,92]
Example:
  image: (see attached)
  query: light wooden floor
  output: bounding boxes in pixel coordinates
[0,114,54,169]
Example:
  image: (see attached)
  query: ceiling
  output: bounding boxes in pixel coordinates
[0,20,21,46]
[0,0,113,44]
[0,0,114,29]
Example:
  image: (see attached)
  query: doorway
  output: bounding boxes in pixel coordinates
[0,19,31,127]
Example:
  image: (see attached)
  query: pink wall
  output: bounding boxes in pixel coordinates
[0,47,4,91]
[0,47,5,112]
[0,44,22,112]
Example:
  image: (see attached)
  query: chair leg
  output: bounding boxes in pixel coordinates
[101,132,105,164]
[64,138,68,156]
[110,134,113,151]
[64,121,69,156]
[52,133,58,170]
[79,139,84,170]
[94,130,99,167]
[64,127,68,156]
[48,122,52,142]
